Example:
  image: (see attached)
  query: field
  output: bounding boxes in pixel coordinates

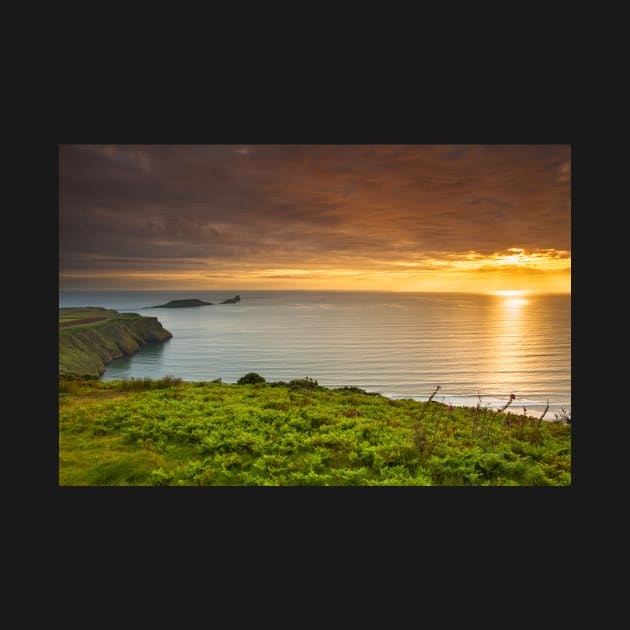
[59,307,118,326]
[59,375,571,486]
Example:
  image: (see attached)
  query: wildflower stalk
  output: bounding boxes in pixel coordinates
[426,385,441,406]
[500,392,516,413]
[413,385,441,459]
[474,405,489,440]
[415,385,440,429]
[538,400,549,426]
[426,403,450,460]
[482,409,496,445]
[471,390,482,436]
[427,409,442,452]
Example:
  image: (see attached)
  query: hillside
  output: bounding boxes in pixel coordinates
[59,307,173,377]
[58,375,571,486]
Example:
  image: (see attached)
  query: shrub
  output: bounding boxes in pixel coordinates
[150,467,176,486]
[59,373,97,393]
[59,377,81,394]
[288,377,319,391]
[337,386,368,395]
[116,374,182,391]
[237,372,266,385]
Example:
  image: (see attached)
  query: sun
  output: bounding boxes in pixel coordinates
[494,290,528,296]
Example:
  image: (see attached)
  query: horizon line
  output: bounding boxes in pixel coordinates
[59,287,571,295]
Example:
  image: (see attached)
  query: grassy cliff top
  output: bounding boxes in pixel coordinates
[59,307,143,328]
[59,307,172,377]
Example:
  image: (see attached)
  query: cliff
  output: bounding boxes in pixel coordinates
[59,308,173,377]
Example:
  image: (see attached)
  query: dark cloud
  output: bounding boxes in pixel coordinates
[442,146,470,161]
[59,144,571,285]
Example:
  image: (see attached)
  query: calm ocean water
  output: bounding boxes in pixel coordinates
[59,290,571,419]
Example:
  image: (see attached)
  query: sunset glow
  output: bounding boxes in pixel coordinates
[59,144,571,294]
[494,290,528,296]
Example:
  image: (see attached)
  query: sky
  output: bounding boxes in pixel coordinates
[59,144,571,294]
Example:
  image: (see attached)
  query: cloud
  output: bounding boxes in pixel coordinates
[442,146,470,161]
[59,144,571,288]
[258,274,308,279]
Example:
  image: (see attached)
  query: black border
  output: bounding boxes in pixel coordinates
[46,106,577,551]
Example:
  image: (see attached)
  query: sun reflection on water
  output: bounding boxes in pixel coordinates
[478,290,535,396]
[494,290,529,308]
[503,297,529,308]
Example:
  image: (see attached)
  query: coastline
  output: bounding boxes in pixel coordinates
[62,291,570,422]
[59,307,173,377]
[378,394,569,421]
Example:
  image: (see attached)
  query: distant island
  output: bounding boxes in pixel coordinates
[150,295,240,308]
[150,299,212,308]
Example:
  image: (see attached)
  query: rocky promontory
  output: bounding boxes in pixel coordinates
[59,307,173,377]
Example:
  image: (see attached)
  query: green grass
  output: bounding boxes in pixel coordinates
[59,376,571,486]
[58,307,118,323]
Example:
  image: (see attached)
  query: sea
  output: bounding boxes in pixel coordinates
[59,290,571,420]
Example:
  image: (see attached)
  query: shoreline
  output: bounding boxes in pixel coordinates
[378,393,569,421]
[97,370,570,421]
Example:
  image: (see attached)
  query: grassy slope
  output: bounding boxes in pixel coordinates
[58,378,571,486]
[59,308,172,377]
